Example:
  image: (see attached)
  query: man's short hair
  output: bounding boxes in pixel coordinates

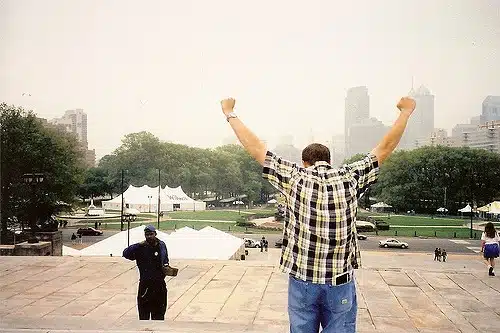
[302,143,331,165]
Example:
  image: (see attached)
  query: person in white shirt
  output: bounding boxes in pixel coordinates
[481,222,500,276]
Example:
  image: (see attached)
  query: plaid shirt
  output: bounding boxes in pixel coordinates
[262,151,379,284]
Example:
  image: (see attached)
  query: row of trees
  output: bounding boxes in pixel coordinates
[371,146,500,213]
[80,131,275,203]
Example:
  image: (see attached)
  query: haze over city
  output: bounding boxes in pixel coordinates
[1,0,499,160]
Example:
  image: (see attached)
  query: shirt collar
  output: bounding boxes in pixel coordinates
[306,161,331,169]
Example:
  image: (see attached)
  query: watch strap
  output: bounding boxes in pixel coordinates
[226,112,237,122]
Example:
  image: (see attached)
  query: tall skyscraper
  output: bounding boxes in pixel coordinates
[400,85,435,149]
[49,109,88,149]
[344,86,370,156]
[49,109,95,167]
[349,118,388,156]
[480,96,500,123]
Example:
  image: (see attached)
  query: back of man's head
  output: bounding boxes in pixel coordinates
[302,143,331,166]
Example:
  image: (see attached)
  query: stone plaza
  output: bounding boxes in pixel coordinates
[0,250,499,333]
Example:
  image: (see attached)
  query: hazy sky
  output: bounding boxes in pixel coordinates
[1,0,499,159]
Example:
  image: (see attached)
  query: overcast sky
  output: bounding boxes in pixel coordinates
[1,0,499,159]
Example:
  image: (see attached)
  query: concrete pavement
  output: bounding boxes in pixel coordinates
[0,251,499,333]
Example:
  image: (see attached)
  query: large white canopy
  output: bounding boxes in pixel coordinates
[477,201,500,214]
[102,185,206,212]
[64,225,244,260]
[458,204,473,213]
[371,202,393,208]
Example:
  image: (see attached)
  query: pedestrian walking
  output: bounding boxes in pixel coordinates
[481,222,500,276]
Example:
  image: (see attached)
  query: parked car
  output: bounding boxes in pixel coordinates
[379,238,408,249]
[244,238,260,248]
[357,234,368,240]
[76,227,103,236]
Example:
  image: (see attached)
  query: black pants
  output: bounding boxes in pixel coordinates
[137,279,167,320]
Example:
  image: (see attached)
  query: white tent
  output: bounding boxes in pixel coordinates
[72,225,244,260]
[102,185,206,213]
[267,199,277,204]
[458,204,473,213]
[371,202,393,208]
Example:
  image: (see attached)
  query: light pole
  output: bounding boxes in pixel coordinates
[22,173,45,243]
[157,169,161,230]
[120,170,125,231]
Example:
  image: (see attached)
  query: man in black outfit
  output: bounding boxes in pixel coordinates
[123,225,169,320]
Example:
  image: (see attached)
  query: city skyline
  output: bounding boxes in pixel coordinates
[1,0,499,159]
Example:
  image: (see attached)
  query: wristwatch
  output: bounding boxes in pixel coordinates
[226,112,237,122]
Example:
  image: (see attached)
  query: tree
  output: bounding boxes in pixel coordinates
[374,146,500,213]
[1,103,85,243]
[78,167,113,200]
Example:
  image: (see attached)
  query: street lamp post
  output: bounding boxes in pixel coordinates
[22,173,45,243]
[120,170,125,231]
[157,169,161,230]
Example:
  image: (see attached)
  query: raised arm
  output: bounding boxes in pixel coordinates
[221,98,267,165]
[371,97,416,165]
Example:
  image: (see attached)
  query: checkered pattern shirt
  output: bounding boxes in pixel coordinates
[262,151,379,284]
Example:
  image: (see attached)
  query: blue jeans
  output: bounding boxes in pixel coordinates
[288,275,357,333]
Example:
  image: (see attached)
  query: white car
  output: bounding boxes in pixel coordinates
[244,238,261,248]
[379,238,409,249]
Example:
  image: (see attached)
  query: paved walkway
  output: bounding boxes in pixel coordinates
[0,252,499,332]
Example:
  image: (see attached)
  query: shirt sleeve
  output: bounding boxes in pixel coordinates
[262,151,298,194]
[345,153,380,197]
[122,243,140,260]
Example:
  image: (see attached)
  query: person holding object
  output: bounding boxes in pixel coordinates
[481,222,500,276]
[220,96,415,333]
[123,225,169,320]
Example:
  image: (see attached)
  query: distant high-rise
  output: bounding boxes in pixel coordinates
[400,85,435,149]
[480,96,500,124]
[345,86,370,156]
[49,109,95,167]
[349,118,388,156]
[50,109,88,149]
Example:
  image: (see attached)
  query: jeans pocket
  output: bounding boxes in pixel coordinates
[288,275,309,309]
[326,281,354,314]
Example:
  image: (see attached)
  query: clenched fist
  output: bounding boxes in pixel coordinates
[221,98,235,115]
[397,97,416,114]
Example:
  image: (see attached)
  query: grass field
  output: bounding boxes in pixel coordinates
[371,227,478,239]
[100,219,280,234]
[373,215,467,226]
[81,209,484,239]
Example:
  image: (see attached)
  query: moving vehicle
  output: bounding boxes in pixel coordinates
[357,234,368,240]
[379,238,408,249]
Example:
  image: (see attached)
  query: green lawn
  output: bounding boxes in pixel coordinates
[365,215,467,226]
[164,209,275,221]
[371,227,478,239]
[100,219,280,234]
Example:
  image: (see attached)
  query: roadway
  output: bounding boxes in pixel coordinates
[61,229,484,255]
